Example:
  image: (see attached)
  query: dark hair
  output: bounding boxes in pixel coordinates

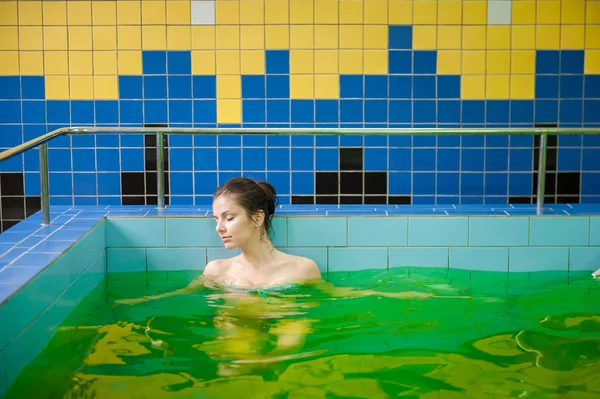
[213,177,278,238]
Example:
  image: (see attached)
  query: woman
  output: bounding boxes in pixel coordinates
[594,268,600,278]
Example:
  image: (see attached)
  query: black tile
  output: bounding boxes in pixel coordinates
[364,196,387,204]
[532,195,556,204]
[557,196,579,204]
[340,172,362,194]
[122,196,146,205]
[0,173,24,196]
[146,195,170,206]
[509,196,533,204]
[316,172,338,195]
[2,219,19,232]
[389,196,412,205]
[340,196,363,204]
[145,147,170,171]
[143,124,169,147]
[145,172,170,195]
[1,197,24,220]
[557,172,580,195]
[316,196,338,204]
[291,196,315,204]
[25,196,41,217]
[532,172,556,196]
[121,172,145,196]
[365,172,387,195]
[340,148,363,171]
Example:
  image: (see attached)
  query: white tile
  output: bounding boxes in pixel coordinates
[191,0,215,25]
[487,0,512,25]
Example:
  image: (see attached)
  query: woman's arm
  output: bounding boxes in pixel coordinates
[593,268,600,278]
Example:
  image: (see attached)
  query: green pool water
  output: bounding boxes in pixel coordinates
[5,267,600,399]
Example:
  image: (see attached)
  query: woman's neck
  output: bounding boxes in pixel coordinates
[239,238,278,270]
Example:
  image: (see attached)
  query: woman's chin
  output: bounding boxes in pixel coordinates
[222,241,237,250]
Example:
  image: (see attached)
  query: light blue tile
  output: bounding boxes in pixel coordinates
[569,247,600,271]
[287,218,347,247]
[590,217,600,245]
[0,348,6,397]
[328,248,388,272]
[207,247,240,262]
[348,217,408,247]
[0,287,36,351]
[408,218,468,246]
[10,252,59,268]
[147,248,207,271]
[509,247,569,272]
[45,229,87,242]
[469,217,529,246]
[65,224,105,277]
[269,217,287,247]
[530,217,589,246]
[166,218,221,246]
[449,248,509,272]
[280,247,328,272]
[106,218,166,247]
[28,239,73,254]
[389,247,448,268]
[107,248,146,273]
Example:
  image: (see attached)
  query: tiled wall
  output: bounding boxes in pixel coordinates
[105,216,600,273]
[1,0,600,231]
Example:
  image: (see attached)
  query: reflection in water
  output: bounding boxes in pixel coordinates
[5,268,600,399]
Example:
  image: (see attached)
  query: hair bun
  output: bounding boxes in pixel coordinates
[258,181,277,215]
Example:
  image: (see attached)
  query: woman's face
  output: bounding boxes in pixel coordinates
[213,195,261,249]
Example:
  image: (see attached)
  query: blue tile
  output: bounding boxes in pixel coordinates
[168,50,191,74]
[364,148,386,171]
[535,99,558,123]
[120,148,144,171]
[412,172,434,194]
[119,76,142,99]
[268,171,290,194]
[48,148,70,171]
[168,75,192,98]
[486,100,509,123]
[437,172,459,195]
[413,100,435,123]
[364,99,386,122]
[169,99,193,123]
[486,149,509,171]
[536,50,559,74]
[69,100,94,124]
[194,172,217,194]
[560,50,584,74]
[291,172,313,194]
[168,148,192,171]
[510,100,534,123]
[413,148,435,171]
[536,75,559,98]
[585,75,600,98]
[389,25,412,49]
[21,76,45,99]
[169,172,193,195]
[144,75,167,98]
[96,100,119,123]
[509,149,533,171]
[291,99,313,123]
[530,217,589,246]
[144,100,168,123]
[389,75,411,98]
[22,101,45,124]
[0,125,23,148]
[450,248,509,272]
[414,50,436,74]
[389,50,412,74]
[364,75,387,98]
[72,149,95,171]
[193,75,216,98]
[267,99,290,122]
[10,252,58,267]
[462,101,485,123]
[266,75,289,98]
[291,148,313,171]
[194,149,217,172]
[461,173,483,195]
[46,101,69,124]
[73,173,96,195]
[390,247,448,268]
[509,247,568,272]
[267,148,289,170]
[242,148,265,170]
[438,149,459,171]
[107,248,146,273]
[437,76,460,99]
[119,100,143,123]
[436,100,459,123]
[560,99,583,123]
[266,50,289,74]
[557,148,581,171]
[584,100,600,123]
[388,100,411,123]
[316,148,338,170]
[193,100,217,123]
[143,50,167,74]
[218,148,241,170]
[96,149,120,171]
[560,75,583,98]
[328,248,388,272]
[106,218,166,247]
[508,173,533,195]
[409,217,468,246]
[241,75,265,98]
[48,173,73,195]
[461,149,484,171]
[340,75,363,98]
[315,100,338,123]
[0,76,20,99]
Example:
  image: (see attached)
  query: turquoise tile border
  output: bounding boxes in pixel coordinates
[408,218,468,247]
[509,247,570,272]
[450,248,509,272]
[469,218,529,247]
[348,217,408,247]
[270,217,287,247]
[166,218,221,247]
[106,248,146,273]
[147,248,207,271]
[106,218,166,247]
[530,217,590,246]
[287,218,347,247]
[328,248,388,272]
[569,247,600,271]
[389,247,449,268]
[590,217,600,245]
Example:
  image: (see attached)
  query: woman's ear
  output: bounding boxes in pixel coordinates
[253,210,265,228]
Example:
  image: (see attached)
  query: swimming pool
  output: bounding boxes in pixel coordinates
[1,204,599,398]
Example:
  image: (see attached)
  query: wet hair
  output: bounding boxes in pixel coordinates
[213,177,278,238]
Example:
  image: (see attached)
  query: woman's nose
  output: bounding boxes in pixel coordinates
[215,221,225,233]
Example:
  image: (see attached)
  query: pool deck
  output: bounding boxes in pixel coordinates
[1,203,600,304]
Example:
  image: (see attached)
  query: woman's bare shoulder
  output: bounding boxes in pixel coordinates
[282,253,321,279]
[203,258,232,278]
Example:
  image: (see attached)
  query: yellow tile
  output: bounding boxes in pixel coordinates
[19,27,43,51]
[241,0,265,24]
[586,26,600,49]
[585,50,600,74]
[69,51,93,75]
[92,0,117,25]
[437,26,461,50]
[363,49,387,74]
[143,26,167,50]
[167,1,190,24]
[587,1,600,24]
[0,1,17,25]
[216,50,240,74]
[118,26,142,50]
[511,26,535,50]
[94,51,118,75]
[265,26,289,49]
[290,75,314,99]
[414,0,437,24]
[265,0,289,24]
[315,25,338,49]
[339,0,363,24]
[217,99,241,124]
[192,51,216,74]
[487,26,510,50]
[18,1,42,26]
[290,50,314,74]
[290,0,314,24]
[510,75,534,99]
[94,76,118,100]
[241,26,265,50]
[0,51,18,75]
[217,75,241,99]
[511,50,535,74]
[45,76,70,100]
[413,26,437,50]
[389,0,412,24]
[536,26,560,50]
[364,0,388,24]
[44,51,69,75]
[438,1,462,25]
[315,50,338,74]
[364,25,387,49]
[315,75,339,99]
[0,27,17,52]
[94,27,117,51]
[19,52,44,75]
[486,75,509,99]
[43,1,67,25]
[461,51,486,74]
[315,0,338,24]
[117,1,142,25]
[562,0,585,24]
[512,0,535,24]
[463,1,486,25]
[461,75,485,100]
[486,51,510,74]
[437,50,461,74]
[69,26,93,51]
[216,0,239,24]
[118,51,143,75]
[241,50,265,74]
[537,0,560,24]
[561,26,585,50]
[339,50,363,74]
[142,0,166,25]
[216,26,239,50]
[462,26,486,50]
[44,27,68,51]
[69,76,93,100]
[339,25,362,49]
[291,25,314,49]
[67,1,92,25]
[192,26,215,50]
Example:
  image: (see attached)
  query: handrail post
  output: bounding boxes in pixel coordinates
[536,133,548,212]
[39,143,50,225]
[157,132,165,209]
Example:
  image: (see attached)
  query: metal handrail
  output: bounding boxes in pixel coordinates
[1,127,599,225]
